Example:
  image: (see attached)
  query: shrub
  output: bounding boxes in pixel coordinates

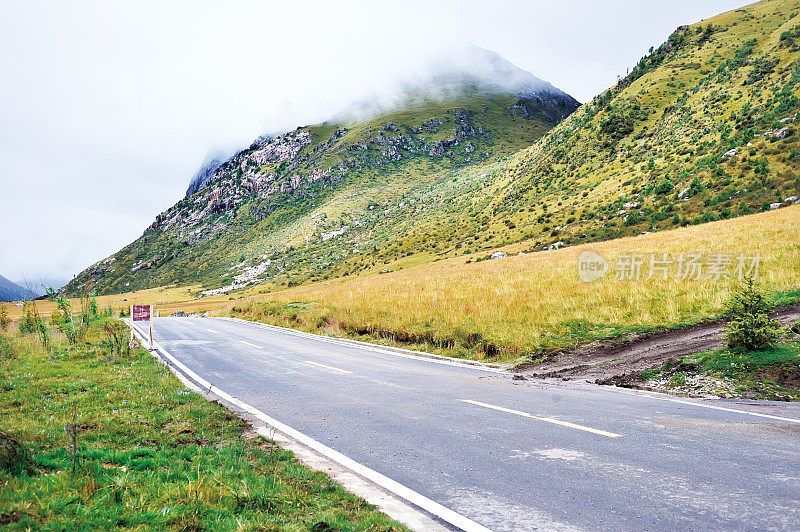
[18,302,37,334]
[0,336,13,360]
[101,319,131,359]
[654,179,674,195]
[0,428,33,474]
[0,305,8,331]
[725,278,783,350]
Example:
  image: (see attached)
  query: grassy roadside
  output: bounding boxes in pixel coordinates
[223,206,800,364]
[639,337,800,400]
[2,207,798,367]
[0,322,405,530]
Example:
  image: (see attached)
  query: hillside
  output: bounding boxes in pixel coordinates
[224,204,800,362]
[67,48,578,295]
[69,0,800,297]
[325,0,800,274]
[0,274,35,302]
[483,0,800,250]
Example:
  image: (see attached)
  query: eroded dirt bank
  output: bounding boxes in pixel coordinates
[518,304,800,383]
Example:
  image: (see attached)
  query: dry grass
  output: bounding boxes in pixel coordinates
[0,285,226,322]
[226,206,800,361]
[3,206,798,363]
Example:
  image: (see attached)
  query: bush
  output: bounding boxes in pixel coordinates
[0,336,13,360]
[0,305,8,331]
[654,179,674,195]
[725,278,783,350]
[0,428,33,474]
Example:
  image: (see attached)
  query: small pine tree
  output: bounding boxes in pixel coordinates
[0,306,8,332]
[725,278,783,350]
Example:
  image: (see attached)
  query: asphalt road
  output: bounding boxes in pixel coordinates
[141,317,800,531]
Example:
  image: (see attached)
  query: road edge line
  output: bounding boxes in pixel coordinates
[126,319,492,532]
[214,316,508,373]
[608,386,800,424]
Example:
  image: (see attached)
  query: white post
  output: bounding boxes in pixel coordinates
[130,304,134,341]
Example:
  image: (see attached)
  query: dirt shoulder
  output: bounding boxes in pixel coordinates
[517,303,800,382]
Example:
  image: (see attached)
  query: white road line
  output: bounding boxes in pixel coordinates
[461,399,623,438]
[215,316,507,373]
[205,328,220,334]
[238,340,263,349]
[127,320,492,532]
[611,387,800,424]
[304,360,354,374]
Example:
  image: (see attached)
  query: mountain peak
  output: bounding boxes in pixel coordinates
[420,44,572,99]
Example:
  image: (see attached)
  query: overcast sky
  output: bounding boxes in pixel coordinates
[0,0,752,289]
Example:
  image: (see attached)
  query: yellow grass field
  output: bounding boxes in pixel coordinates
[3,206,799,362]
[223,205,800,361]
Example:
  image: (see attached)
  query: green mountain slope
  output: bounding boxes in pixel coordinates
[68,49,579,295]
[312,0,800,280]
[70,0,800,297]
[483,0,800,249]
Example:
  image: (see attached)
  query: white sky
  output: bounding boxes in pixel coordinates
[0,0,752,288]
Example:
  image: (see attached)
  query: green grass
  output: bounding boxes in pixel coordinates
[0,324,404,530]
[69,1,800,301]
[689,341,800,377]
[643,336,800,400]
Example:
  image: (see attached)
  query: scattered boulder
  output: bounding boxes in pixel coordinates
[722,148,737,158]
[490,251,508,260]
[171,311,188,317]
[785,196,798,203]
[770,202,783,210]
[548,241,566,250]
[776,127,791,139]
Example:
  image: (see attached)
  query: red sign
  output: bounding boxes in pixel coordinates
[132,305,151,321]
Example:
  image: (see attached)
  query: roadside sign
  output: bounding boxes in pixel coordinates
[132,305,151,321]
[131,304,155,348]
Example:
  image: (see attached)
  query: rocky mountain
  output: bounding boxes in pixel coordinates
[68,47,579,295]
[69,0,800,297]
[185,152,228,197]
[0,274,36,302]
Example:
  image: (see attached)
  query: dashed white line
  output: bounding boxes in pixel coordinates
[127,320,491,532]
[238,340,263,349]
[304,360,354,374]
[215,316,507,373]
[462,399,623,438]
